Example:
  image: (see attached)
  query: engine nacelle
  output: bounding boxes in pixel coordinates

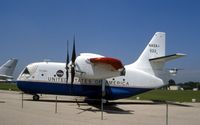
[74,53,125,79]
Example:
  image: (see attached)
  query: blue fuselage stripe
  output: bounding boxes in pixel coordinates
[17,81,151,100]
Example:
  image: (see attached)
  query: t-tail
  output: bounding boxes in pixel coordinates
[130,32,186,77]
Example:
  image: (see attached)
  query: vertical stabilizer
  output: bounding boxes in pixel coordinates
[132,32,166,75]
[0,59,18,76]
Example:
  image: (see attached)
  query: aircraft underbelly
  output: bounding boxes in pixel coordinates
[17,81,151,100]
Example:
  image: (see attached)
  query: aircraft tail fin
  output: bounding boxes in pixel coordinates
[132,32,186,75]
[0,59,18,77]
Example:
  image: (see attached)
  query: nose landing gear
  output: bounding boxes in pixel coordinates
[33,94,40,101]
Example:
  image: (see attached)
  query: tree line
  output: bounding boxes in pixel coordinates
[177,81,200,90]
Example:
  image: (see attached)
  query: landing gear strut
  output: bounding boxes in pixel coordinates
[33,94,40,101]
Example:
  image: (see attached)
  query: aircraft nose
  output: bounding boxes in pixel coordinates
[17,63,38,80]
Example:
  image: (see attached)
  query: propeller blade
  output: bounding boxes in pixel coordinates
[71,36,76,63]
[71,35,76,84]
[71,66,75,84]
[67,41,70,65]
[66,40,69,83]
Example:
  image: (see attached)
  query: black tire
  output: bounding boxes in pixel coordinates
[33,94,40,101]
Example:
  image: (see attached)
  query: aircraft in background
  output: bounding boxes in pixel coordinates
[16,32,186,102]
[168,68,183,76]
[0,59,18,82]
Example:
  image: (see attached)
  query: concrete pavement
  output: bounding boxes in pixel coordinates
[0,90,199,125]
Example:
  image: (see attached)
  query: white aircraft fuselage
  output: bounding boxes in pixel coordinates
[17,32,185,100]
[17,61,164,100]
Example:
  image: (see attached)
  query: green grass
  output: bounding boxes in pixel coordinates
[130,89,200,102]
[0,82,19,91]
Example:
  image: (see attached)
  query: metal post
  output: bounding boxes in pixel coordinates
[166,101,168,125]
[55,96,58,113]
[165,85,169,125]
[101,98,103,120]
[101,81,105,120]
[21,92,24,109]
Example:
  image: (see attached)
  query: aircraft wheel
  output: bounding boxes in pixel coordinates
[33,94,40,101]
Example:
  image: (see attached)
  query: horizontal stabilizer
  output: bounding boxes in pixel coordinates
[0,75,13,80]
[149,53,186,62]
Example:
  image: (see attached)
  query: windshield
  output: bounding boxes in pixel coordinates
[22,68,30,75]
[18,64,38,80]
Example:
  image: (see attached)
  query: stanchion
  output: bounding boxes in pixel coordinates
[55,96,58,113]
[21,92,24,109]
[166,101,168,125]
[165,86,169,125]
[101,98,103,120]
[101,81,105,120]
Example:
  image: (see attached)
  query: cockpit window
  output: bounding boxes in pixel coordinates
[23,68,30,75]
[18,67,32,80]
[18,64,38,80]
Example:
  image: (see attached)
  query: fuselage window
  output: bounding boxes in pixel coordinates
[41,74,44,76]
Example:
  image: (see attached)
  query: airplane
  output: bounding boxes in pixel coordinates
[168,68,183,76]
[0,59,18,82]
[16,32,186,103]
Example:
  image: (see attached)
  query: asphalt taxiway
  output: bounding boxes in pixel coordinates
[0,90,199,125]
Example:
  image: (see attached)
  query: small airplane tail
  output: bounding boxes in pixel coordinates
[132,32,185,76]
[0,59,18,77]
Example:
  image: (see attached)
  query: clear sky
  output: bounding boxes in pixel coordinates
[0,0,200,83]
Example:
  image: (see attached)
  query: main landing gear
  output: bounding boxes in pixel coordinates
[33,94,40,101]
